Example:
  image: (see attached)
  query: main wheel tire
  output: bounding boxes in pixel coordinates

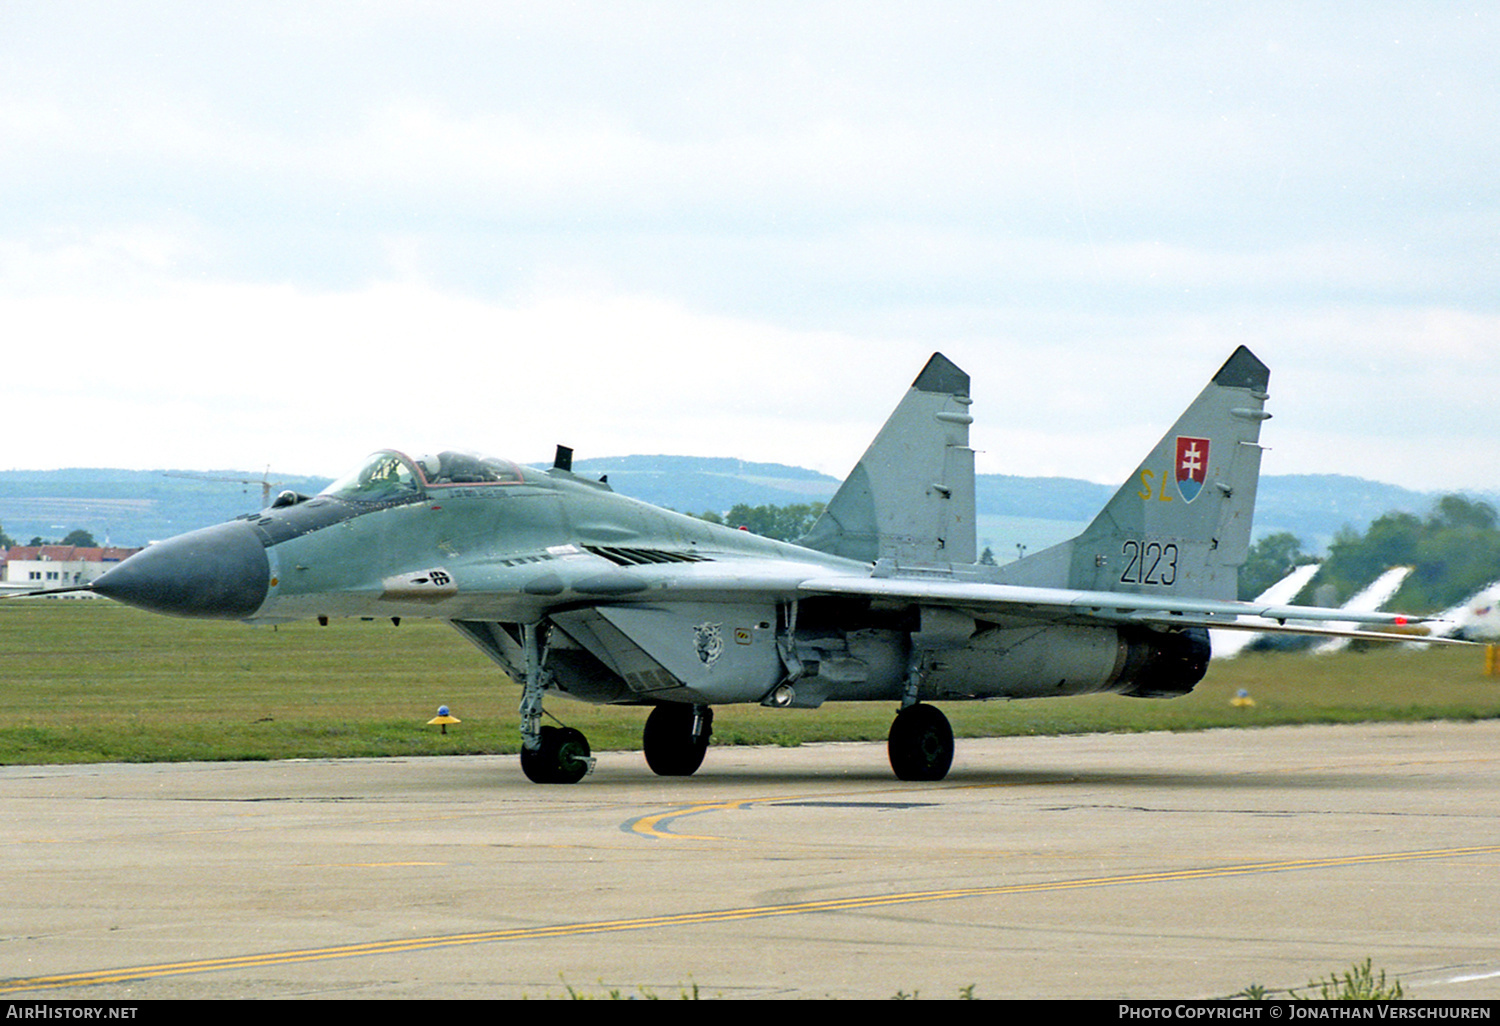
[642,704,712,776]
[888,703,954,781]
[520,725,592,784]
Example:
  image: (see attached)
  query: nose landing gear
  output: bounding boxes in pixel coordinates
[520,725,594,784]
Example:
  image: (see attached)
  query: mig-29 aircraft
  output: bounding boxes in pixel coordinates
[83,347,1440,783]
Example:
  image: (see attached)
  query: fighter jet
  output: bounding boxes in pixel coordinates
[84,348,1447,783]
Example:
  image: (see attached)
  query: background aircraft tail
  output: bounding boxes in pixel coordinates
[800,353,976,565]
[998,346,1270,602]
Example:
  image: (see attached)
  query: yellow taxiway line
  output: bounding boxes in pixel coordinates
[6,843,1499,994]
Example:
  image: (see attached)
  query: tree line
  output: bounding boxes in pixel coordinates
[700,494,1500,617]
[0,524,98,549]
[693,502,826,541]
[1239,494,1500,612]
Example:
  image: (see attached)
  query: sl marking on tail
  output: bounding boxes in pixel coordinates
[1137,468,1176,503]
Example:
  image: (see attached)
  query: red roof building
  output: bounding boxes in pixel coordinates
[0,545,143,588]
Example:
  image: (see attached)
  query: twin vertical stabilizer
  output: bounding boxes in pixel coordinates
[802,347,1269,602]
[800,354,976,565]
[998,346,1270,601]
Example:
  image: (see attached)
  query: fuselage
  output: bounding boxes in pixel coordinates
[72,348,1418,785]
[95,449,863,624]
[93,448,1209,712]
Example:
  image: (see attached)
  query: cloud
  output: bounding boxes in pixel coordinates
[1,4,1497,494]
[7,236,1496,495]
[1,257,895,479]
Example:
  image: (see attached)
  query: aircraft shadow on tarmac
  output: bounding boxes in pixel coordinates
[486,759,1402,793]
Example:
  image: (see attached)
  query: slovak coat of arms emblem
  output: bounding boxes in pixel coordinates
[1174,436,1210,503]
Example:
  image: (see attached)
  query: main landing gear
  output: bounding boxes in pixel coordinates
[643,703,714,776]
[887,703,953,781]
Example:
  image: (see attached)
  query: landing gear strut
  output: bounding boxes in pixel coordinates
[642,703,713,776]
[516,622,593,784]
[888,703,953,781]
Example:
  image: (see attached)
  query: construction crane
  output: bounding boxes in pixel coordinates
[162,467,283,508]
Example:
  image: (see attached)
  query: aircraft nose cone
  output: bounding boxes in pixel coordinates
[93,521,270,619]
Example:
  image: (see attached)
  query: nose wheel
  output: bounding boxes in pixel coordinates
[514,622,593,784]
[520,725,593,784]
[642,703,713,776]
[888,703,953,781]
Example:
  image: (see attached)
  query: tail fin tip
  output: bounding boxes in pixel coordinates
[913,353,969,396]
[1214,346,1269,390]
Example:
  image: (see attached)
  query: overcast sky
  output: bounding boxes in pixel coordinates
[4,2,1496,495]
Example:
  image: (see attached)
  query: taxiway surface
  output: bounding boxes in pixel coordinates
[3,722,1499,1000]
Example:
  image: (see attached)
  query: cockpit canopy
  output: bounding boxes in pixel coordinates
[415,450,525,486]
[321,450,525,502]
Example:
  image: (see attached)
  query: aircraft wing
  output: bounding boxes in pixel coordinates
[796,575,1466,643]
[1209,562,1322,658]
[1309,566,1413,654]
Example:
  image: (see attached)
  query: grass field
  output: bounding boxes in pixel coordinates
[2,599,1497,765]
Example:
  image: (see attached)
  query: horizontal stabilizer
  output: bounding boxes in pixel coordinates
[1210,561,1321,658]
[798,573,1451,635]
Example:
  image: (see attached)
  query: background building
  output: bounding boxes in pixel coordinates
[0,545,142,595]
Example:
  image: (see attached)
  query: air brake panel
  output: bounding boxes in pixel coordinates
[548,608,680,695]
[590,602,782,704]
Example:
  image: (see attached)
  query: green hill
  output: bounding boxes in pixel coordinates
[2,460,1489,554]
